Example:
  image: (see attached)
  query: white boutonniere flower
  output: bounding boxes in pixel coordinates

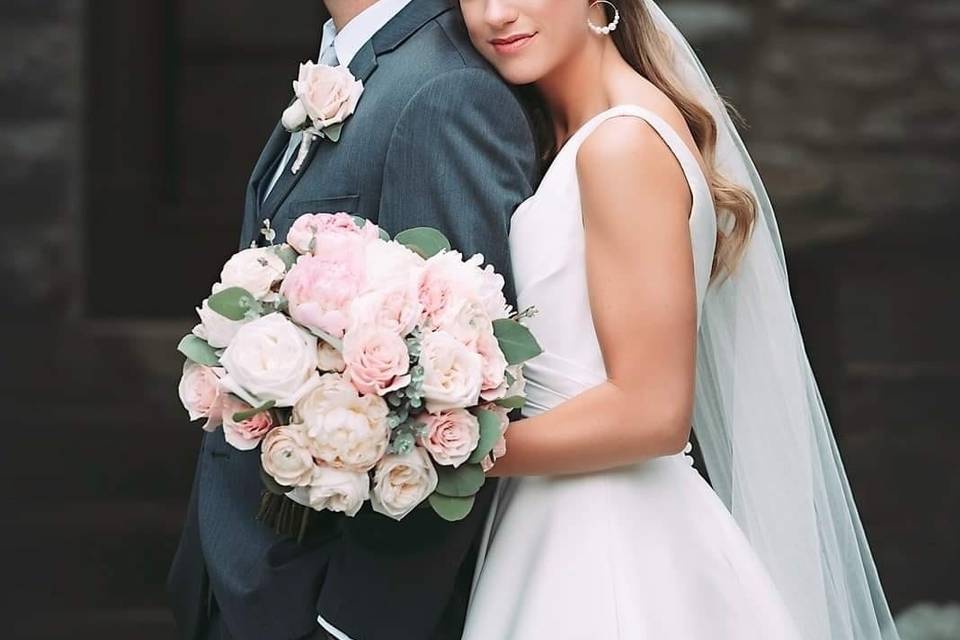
[281,61,364,173]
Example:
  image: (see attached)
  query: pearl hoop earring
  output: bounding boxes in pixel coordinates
[587,0,620,36]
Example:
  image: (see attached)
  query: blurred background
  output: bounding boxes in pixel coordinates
[1,0,957,638]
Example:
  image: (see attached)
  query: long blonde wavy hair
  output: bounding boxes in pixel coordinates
[520,0,757,281]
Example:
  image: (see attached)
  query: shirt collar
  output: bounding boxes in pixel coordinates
[318,0,415,67]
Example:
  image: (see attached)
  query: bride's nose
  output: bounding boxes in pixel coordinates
[484,0,520,27]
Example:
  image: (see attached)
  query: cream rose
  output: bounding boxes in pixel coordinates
[419,330,484,413]
[218,312,320,407]
[349,281,423,337]
[178,361,223,430]
[292,61,364,129]
[306,464,370,516]
[193,297,250,349]
[417,409,480,468]
[261,424,314,487]
[342,326,411,396]
[370,447,438,521]
[295,374,390,472]
[218,247,287,300]
[317,340,346,372]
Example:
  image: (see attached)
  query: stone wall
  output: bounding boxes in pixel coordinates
[1,0,956,637]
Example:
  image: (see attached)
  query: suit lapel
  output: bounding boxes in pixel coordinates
[251,0,455,232]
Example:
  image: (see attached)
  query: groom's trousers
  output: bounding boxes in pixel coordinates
[205,594,334,640]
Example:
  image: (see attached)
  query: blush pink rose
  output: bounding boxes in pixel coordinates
[417,408,481,468]
[292,61,364,129]
[281,250,365,338]
[342,326,411,396]
[221,395,276,451]
[178,361,223,431]
[286,212,379,256]
[417,251,475,329]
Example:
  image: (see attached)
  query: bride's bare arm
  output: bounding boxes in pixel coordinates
[488,117,699,477]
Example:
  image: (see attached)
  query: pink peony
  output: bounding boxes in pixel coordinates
[342,326,411,396]
[281,250,366,338]
[286,212,379,257]
[417,408,481,468]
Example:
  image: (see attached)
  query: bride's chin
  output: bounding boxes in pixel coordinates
[490,60,543,87]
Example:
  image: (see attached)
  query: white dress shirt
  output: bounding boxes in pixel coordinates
[262,0,415,202]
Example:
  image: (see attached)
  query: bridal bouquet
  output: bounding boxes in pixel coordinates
[177,212,540,532]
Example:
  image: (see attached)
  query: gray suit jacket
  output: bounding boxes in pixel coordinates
[166,2,538,639]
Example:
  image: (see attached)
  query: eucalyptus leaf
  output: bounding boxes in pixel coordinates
[468,409,504,464]
[429,493,476,522]
[208,286,260,321]
[395,227,451,259]
[494,395,526,410]
[260,466,296,496]
[435,463,485,498]
[177,334,220,366]
[324,122,344,142]
[493,318,543,365]
[311,327,343,351]
[232,400,276,422]
[274,244,300,270]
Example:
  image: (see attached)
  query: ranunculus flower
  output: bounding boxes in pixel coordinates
[317,340,346,372]
[178,361,223,430]
[261,423,314,487]
[281,250,366,338]
[307,464,370,516]
[417,408,480,468]
[221,395,276,451]
[192,297,250,349]
[218,247,287,301]
[419,330,484,413]
[286,212,379,257]
[342,326,411,396]
[370,447,438,521]
[294,374,390,472]
[218,312,320,407]
[292,61,364,129]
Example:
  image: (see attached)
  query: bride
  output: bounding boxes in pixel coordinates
[456,1,901,638]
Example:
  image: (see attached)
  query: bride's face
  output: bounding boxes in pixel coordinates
[459,0,591,84]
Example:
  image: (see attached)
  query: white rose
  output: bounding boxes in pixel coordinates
[306,464,370,516]
[281,98,308,130]
[419,330,484,413]
[177,361,224,430]
[218,313,320,407]
[219,247,287,300]
[295,374,390,472]
[437,298,493,350]
[370,447,438,521]
[477,263,511,320]
[261,423,315,487]
[193,297,250,349]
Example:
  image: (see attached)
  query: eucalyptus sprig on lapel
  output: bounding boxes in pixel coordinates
[281,61,364,173]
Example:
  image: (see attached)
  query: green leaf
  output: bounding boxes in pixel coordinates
[429,493,476,522]
[323,121,344,142]
[467,409,504,464]
[177,334,220,366]
[260,466,296,496]
[208,286,260,321]
[395,227,451,259]
[494,395,526,410]
[232,400,276,422]
[274,244,300,270]
[435,463,485,498]
[493,318,543,365]
[350,215,391,242]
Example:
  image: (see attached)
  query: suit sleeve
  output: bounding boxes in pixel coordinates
[377,66,538,306]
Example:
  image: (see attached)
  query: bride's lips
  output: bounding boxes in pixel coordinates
[490,32,536,55]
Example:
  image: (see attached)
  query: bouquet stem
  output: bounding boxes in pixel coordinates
[256,490,313,543]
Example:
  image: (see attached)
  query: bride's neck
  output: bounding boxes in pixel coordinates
[537,37,625,152]
[324,0,380,31]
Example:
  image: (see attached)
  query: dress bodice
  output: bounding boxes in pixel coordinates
[509,105,718,415]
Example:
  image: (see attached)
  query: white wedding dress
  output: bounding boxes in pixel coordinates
[460,105,805,639]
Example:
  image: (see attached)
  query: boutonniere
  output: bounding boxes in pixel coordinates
[280,61,364,174]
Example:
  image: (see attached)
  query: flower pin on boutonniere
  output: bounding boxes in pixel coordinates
[280,61,364,174]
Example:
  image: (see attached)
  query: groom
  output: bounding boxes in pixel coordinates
[166,0,537,639]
